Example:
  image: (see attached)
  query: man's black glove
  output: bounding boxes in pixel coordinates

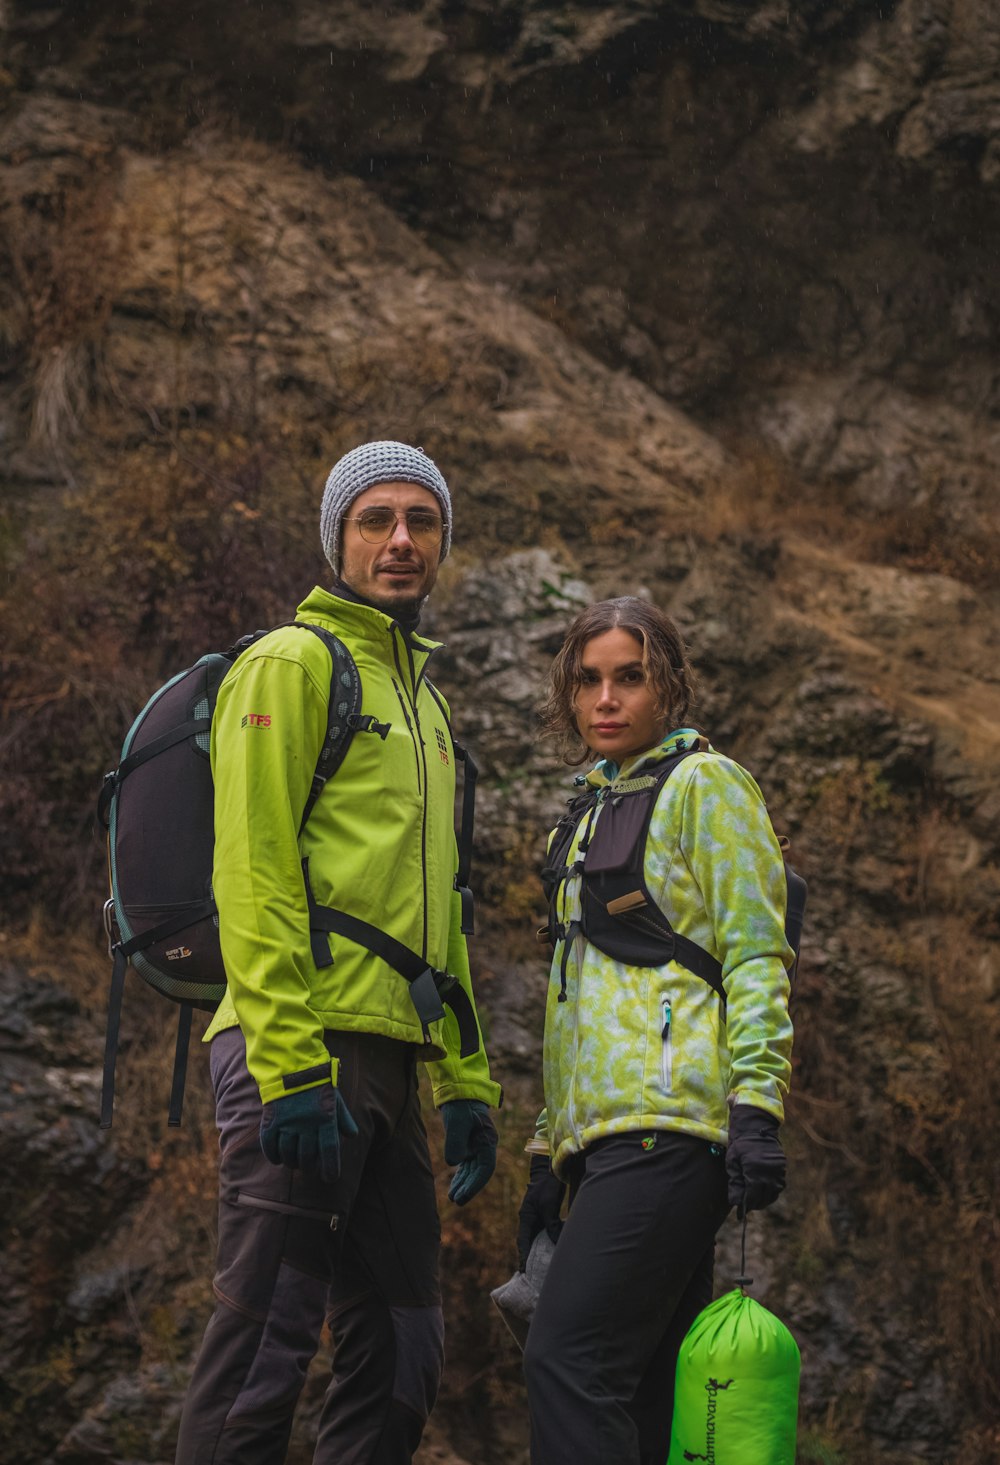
[441,1099,498,1206]
[726,1104,786,1218]
[260,1083,359,1184]
[516,1154,566,1270]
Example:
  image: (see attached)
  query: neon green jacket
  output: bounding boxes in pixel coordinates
[204,586,501,1110]
[542,729,793,1178]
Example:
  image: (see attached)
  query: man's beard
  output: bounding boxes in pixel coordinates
[332,573,425,627]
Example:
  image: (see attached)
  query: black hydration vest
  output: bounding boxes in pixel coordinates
[540,743,807,1002]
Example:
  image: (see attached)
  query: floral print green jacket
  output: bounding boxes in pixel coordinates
[541,728,794,1179]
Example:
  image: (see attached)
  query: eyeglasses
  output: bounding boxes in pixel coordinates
[342,508,444,548]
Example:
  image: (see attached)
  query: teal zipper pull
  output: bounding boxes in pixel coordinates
[660,997,672,1091]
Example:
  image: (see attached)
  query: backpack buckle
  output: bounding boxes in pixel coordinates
[102,897,121,958]
[97,769,118,830]
[432,969,459,1001]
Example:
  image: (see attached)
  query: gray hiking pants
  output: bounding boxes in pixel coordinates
[523,1130,729,1465]
[174,1026,443,1465]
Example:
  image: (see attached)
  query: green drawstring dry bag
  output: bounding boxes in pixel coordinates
[666,1284,800,1465]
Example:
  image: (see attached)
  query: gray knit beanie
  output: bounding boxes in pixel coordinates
[320,440,452,570]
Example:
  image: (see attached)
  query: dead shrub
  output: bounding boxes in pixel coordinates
[2,169,126,458]
[690,440,1000,590]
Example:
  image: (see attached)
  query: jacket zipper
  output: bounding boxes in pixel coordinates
[391,677,422,793]
[391,626,433,962]
[660,997,672,1091]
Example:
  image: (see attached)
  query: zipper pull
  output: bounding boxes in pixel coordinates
[660,998,673,1092]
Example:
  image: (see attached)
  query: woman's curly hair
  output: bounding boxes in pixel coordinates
[539,597,697,765]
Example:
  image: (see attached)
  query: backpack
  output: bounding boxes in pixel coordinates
[97,623,363,1129]
[97,621,483,1130]
[540,740,807,1000]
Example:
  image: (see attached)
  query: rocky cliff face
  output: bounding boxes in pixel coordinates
[0,4,997,1463]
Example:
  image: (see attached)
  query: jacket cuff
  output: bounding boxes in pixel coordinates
[431,1078,503,1109]
[259,1056,340,1105]
[728,1090,784,1124]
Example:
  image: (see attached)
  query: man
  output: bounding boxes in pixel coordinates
[175,441,502,1465]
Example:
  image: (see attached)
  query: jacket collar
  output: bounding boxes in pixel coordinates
[328,575,424,636]
[583,727,710,789]
[295,585,442,657]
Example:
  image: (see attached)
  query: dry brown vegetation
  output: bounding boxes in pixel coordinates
[787,750,1000,1455]
[694,442,1000,589]
[1,171,126,460]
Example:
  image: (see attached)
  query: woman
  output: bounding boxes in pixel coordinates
[519,597,794,1465]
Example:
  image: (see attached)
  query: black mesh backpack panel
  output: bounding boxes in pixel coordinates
[108,653,231,1008]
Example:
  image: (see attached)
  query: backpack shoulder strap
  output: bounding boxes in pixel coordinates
[539,784,599,966]
[228,622,367,835]
[294,624,364,836]
[541,786,598,898]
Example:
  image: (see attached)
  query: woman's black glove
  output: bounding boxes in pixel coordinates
[726,1104,786,1218]
[516,1155,566,1270]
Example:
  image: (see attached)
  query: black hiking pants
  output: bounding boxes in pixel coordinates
[174,1026,443,1465]
[522,1130,729,1465]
